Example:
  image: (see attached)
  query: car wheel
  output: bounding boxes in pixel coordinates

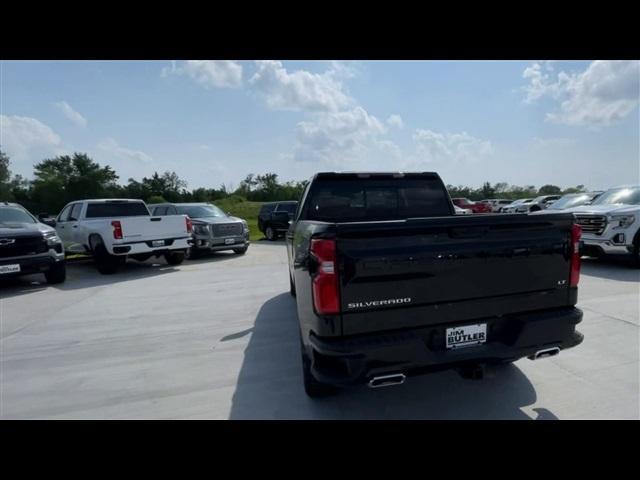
[300,333,337,398]
[44,261,66,284]
[233,246,248,255]
[186,247,201,260]
[165,251,186,265]
[93,241,121,275]
[265,226,275,241]
[530,206,541,212]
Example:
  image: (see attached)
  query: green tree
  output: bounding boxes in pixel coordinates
[538,184,562,195]
[479,182,496,199]
[31,153,118,213]
[0,148,10,184]
[147,195,167,204]
[563,185,586,194]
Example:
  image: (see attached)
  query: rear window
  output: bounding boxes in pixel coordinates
[303,177,452,222]
[260,204,276,214]
[85,202,150,218]
[277,203,297,213]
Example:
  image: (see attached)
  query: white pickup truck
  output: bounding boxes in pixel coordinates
[49,199,192,274]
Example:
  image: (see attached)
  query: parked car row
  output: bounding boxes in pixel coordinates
[452,188,638,265]
[1,198,253,282]
[534,185,640,265]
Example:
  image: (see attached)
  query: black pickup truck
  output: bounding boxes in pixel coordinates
[286,172,584,397]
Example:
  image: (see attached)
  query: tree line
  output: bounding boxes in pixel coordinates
[1,149,588,215]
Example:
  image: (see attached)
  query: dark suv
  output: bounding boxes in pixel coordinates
[0,202,66,284]
[258,201,298,240]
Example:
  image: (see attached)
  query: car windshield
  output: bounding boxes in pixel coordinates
[591,187,640,206]
[547,194,592,210]
[176,204,226,218]
[0,207,37,225]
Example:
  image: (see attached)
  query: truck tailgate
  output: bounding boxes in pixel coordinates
[117,215,189,243]
[336,214,575,334]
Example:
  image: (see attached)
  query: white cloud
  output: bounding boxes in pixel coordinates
[522,60,640,127]
[293,107,386,165]
[0,115,63,165]
[54,101,87,127]
[386,114,404,129]
[162,60,243,88]
[411,129,493,164]
[97,138,153,164]
[249,60,353,112]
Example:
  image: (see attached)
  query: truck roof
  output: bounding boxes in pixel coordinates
[78,198,145,203]
[313,171,440,180]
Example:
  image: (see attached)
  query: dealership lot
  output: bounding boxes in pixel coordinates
[0,241,638,419]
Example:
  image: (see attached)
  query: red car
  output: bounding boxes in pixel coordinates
[451,198,492,213]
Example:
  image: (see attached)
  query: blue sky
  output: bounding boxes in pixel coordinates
[1,60,638,192]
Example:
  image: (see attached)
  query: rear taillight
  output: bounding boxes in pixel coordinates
[310,238,340,315]
[186,217,193,234]
[111,220,123,240]
[570,223,582,287]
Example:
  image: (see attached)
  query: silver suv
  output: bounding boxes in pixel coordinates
[148,203,250,257]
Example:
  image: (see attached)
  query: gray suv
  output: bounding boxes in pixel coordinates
[148,203,250,257]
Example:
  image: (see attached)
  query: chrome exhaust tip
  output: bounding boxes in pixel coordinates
[368,373,406,388]
[529,347,561,360]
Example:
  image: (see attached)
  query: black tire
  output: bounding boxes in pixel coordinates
[186,247,202,260]
[529,206,541,212]
[289,273,296,297]
[233,246,248,255]
[93,242,121,275]
[265,226,276,241]
[165,251,186,265]
[300,333,337,398]
[44,261,66,284]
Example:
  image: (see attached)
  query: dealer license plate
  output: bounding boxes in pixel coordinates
[446,323,487,349]
[0,264,21,274]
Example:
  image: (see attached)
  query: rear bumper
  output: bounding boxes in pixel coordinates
[306,307,583,386]
[109,237,191,255]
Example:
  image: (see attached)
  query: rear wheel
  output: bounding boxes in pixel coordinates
[300,333,337,398]
[92,241,122,275]
[45,261,66,284]
[165,251,186,265]
[265,226,276,241]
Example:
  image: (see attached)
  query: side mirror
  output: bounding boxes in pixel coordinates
[42,217,56,227]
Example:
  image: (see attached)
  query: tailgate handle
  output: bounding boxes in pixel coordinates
[449,227,488,239]
[150,217,162,222]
